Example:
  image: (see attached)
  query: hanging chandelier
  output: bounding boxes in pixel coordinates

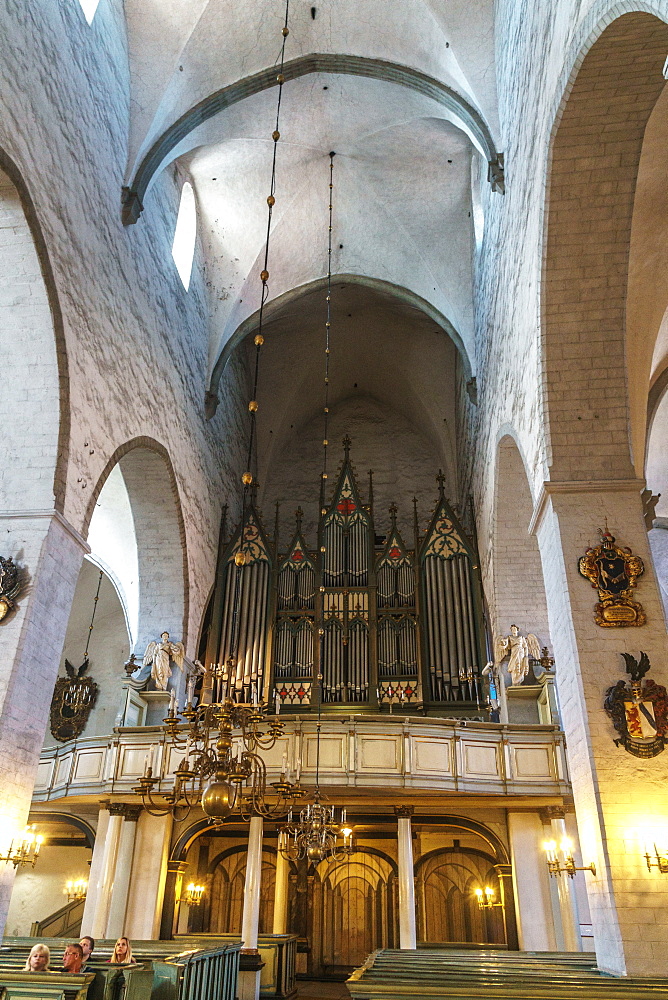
[133,663,304,822]
[278,154,354,864]
[134,0,302,826]
[279,792,354,863]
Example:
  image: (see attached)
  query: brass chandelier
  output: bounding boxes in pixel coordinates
[278,154,354,865]
[134,0,302,826]
[133,662,304,823]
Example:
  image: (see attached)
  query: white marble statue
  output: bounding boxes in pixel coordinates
[493,624,541,686]
[142,632,185,690]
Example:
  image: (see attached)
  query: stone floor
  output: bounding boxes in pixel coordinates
[296,980,352,998]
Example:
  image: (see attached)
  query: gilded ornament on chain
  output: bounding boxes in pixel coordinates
[578,529,645,627]
[50,659,99,742]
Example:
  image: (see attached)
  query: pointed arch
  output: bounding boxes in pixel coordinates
[0,149,69,511]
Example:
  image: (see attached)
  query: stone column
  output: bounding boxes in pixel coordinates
[534,487,668,975]
[105,805,142,939]
[395,806,417,949]
[80,805,110,936]
[542,806,581,951]
[90,806,124,940]
[123,811,172,940]
[507,812,556,951]
[0,512,87,934]
[272,833,290,934]
[239,816,265,1000]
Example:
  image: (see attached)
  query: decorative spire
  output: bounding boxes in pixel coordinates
[436,469,446,499]
[389,502,398,527]
[343,434,351,459]
[295,506,303,533]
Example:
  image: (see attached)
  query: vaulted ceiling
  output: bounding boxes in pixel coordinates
[122,0,499,491]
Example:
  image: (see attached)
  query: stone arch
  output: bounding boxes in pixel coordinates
[646,380,668,616]
[85,438,188,653]
[123,54,501,224]
[542,11,668,482]
[0,149,68,512]
[492,434,550,647]
[210,272,473,399]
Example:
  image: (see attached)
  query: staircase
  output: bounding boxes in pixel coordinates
[29,898,84,938]
[346,948,668,1000]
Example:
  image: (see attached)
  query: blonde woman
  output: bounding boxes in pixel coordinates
[23,943,50,972]
[109,937,136,965]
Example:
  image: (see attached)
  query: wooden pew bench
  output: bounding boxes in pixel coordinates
[0,969,94,1000]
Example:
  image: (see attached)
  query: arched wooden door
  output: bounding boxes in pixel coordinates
[309,849,397,978]
[416,848,506,945]
[208,847,276,934]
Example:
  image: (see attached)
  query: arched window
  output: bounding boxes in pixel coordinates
[172,181,197,290]
[78,0,101,24]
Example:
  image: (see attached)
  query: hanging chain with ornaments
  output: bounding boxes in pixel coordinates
[279,153,354,863]
[133,0,305,825]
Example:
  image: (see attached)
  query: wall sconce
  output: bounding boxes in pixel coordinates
[64,878,88,902]
[0,826,43,868]
[543,838,596,878]
[644,844,668,874]
[474,886,503,910]
[180,882,205,906]
[341,826,354,851]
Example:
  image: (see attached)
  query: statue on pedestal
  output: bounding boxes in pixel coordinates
[494,624,541,686]
[142,632,185,690]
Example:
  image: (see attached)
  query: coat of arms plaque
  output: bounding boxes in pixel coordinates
[578,529,645,627]
[604,652,668,758]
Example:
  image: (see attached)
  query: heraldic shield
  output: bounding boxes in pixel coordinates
[604,652,668,758]
[579,529,645,627]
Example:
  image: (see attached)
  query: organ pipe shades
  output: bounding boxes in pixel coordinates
[0,825,43,868]
[543,838,596,878]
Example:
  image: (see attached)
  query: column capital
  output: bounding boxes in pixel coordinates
[108,802,142,821]
[529,478,645,535]
[539,805,566,822]
[494,863,513,878]
[394,806,414,819]
[166,860,189,875]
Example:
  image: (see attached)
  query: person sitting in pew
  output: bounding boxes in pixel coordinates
[109,937,136,965]
[60,942,84,973]
[23,943,50,972]
[79,936,95,966]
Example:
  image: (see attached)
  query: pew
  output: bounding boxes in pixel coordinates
[346,948,668,1000]
[0,969,94,1000]
[0,939,241,1000]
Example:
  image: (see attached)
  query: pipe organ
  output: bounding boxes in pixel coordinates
[204,439,486,714]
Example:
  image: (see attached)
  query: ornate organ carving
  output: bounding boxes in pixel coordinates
[204,441,486,715]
